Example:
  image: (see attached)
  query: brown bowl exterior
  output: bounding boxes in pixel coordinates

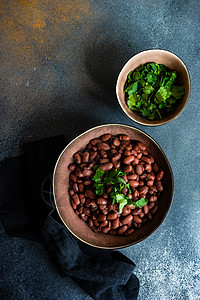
[116,49,190,126]
[53,124,174,249]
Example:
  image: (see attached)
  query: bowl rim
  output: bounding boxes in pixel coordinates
[53,123,174,249]
[116,48,191,127]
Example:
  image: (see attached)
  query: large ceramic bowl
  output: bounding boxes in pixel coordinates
[53,124,174,249]
[116,49,190,126]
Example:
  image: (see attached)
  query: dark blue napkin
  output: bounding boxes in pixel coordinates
[0,136,139,300]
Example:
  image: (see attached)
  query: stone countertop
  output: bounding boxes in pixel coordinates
[0,0,199,299]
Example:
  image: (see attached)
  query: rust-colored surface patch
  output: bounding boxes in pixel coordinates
[0,0,90,63]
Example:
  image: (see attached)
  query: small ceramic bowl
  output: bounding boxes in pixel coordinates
[53,124,174,249]
[116,49,190,126]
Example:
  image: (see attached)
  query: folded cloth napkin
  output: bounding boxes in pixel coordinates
[0,135,139,300]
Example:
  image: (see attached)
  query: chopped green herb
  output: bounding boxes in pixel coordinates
[124,63,185,120]
[92,167,148,214]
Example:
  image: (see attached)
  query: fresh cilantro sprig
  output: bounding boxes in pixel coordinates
[92,167,148,214]
[124,63,185,120]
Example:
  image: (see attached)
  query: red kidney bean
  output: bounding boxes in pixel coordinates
[69,189,75,197]
[100,220,108,227]
[133,145,140,152]
[145,164,152,173]
[125,144,132,151]
[132,208,142,215]
[137,153,143,160]
[139,180,144,186]
[82,151,89,163]
[124,150,131,156]
[110,148,116,155]
[150,196,158,202]
[78,183,84,193]
[156,170,164,181]
[152,162,160,173]
[149,185,157,192]
[121,187,128,195]
[99,158,110,164]
[129,180,139,188]
[109,229,117,235]
[127,228,134,235]
[97,198,107,205]
[121,134,130,141]
[126,204,136,210]
[122,175,128,183]
[99,204,106,210]
[140,212,145,218]
[139,186,148,194]
[82,169,93,177]
[83,180,92,186]
[133,190,139,197]
[132,157,139,166]
[151,205,158,214]
[88,219,94,227]
[133,216,142,224]
[99,162,113,171]
[97,142,110,151]
[90,151,97,160]
[74,153,82,164]
[101,133,111,141]
[142,150,149,155]
[122,214,133,225]
[123,165,133,173]
[147,180,154,187]
[123,156,135,164]
[91,138,101,146]
[107,212,118,220]
[135,164,143,175]
[73,182,79,193]
[127,174,137,180]
[93,219,99,227]
[143,205,149,214]
[112,153,121,161]
[147,172,155,180]
[148,213,152,221]
[85,189,96,199]
[155,180,163,192]
[148,202,155,210]
[79,207,84,214]
[102,209,108,215]
[141,156,151,164]
[101,226,111,234]
[79,194,85,205]
[112,139,120,147]
[71,200,77,210]
[137,142,146,151]
[113,160,120,169]
[97,214,106,222]
[88,200,97,208]
[131,149,138,156]
[68,163,76,171]
[118,225,128,235]
[140,193,146,199]
[112,218,120,229]
[148,154,155,163]
[100,150,107,158]
[122,207,131,216]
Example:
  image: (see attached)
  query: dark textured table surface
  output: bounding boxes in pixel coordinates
[0,1,200,299]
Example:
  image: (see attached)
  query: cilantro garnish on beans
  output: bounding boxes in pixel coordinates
[124,63,185,120]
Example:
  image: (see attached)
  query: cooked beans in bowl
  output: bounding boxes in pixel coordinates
[68,133,164,236]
